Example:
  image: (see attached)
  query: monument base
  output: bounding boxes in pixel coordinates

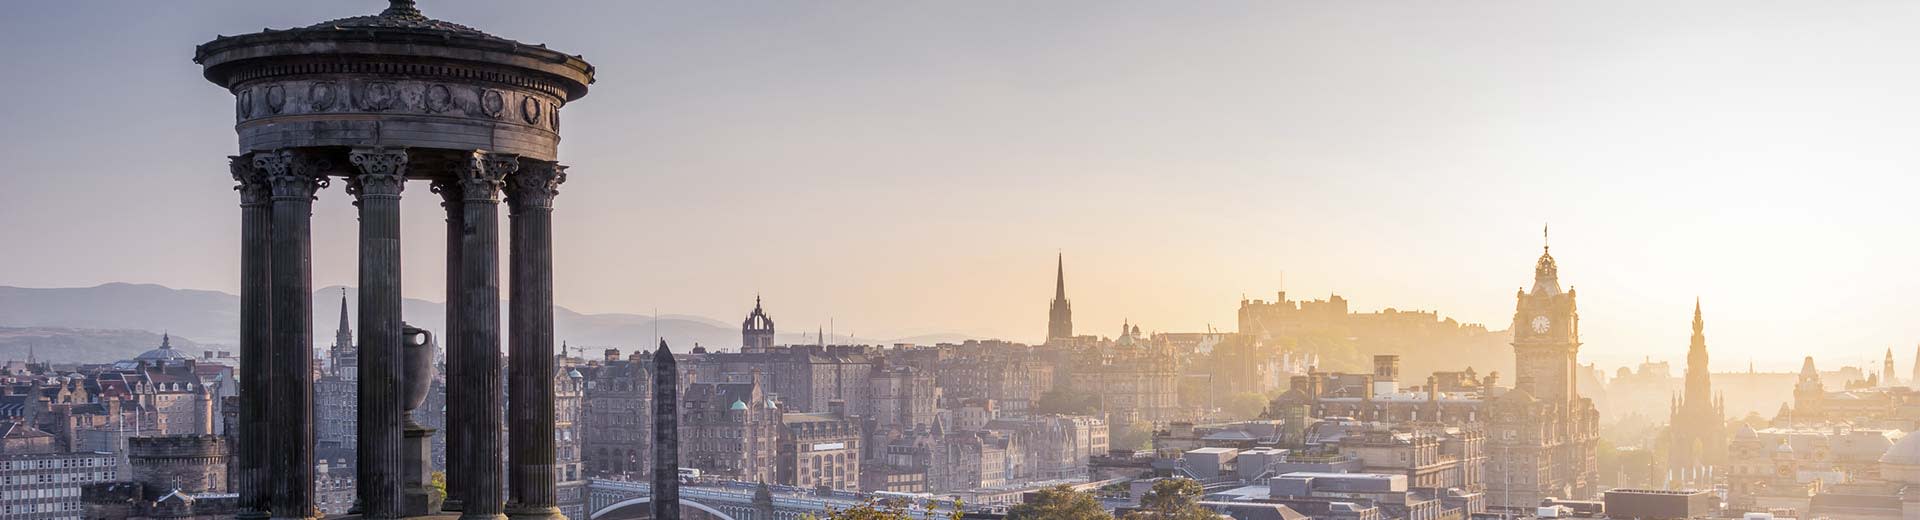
[404,426,444,517]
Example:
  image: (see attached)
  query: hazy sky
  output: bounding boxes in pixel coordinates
[3,1,1918,371]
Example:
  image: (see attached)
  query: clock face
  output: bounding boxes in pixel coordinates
[1530,315,1551,334]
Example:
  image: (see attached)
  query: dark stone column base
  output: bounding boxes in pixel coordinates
[504,506,566,520]
[404,427,444,517]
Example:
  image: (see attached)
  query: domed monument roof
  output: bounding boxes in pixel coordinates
[304,0,493,37]
[135,334,192,363]
[195,0,596,161]
[1881,432,1920,465]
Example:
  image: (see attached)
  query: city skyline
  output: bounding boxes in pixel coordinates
[4,0,1919,370]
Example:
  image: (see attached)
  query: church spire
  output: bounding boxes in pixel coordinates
[1055,253,1067,302]
[1047,253,1074,342]
[334,288,353,351]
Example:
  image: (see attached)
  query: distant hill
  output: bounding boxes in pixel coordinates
[0,327,206,364]
[0,283,984,363]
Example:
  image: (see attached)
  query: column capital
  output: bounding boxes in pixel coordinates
[505,161,565,212]
[345,146,409,202]
[230,154,272,208]
[457,151,519,203]
[430,178,463,209]
[253,149,330,201]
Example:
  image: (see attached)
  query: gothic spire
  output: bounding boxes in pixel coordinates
[334,288,353,350]
[1055,252,1067,302]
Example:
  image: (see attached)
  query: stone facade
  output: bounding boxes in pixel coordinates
[581,350,651,478]
[777,412,861,490]
[680,375,780,483]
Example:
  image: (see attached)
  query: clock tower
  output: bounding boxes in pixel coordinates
[1512,243,1579,408]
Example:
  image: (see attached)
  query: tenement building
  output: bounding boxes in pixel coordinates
[581,349,652,478]
[680,373,781,483]
[777,412,862,490]
[196,0,597,516]
[315,293,358,471]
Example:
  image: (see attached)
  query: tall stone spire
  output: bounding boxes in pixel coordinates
[1683,298,1711,411]
[1911,344,1919,388]
[335,288,354,351]
[1047,253,1073,343]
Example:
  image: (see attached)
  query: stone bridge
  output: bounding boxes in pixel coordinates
[586,479,953,520]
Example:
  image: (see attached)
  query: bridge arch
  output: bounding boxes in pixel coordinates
[590,496,739,520]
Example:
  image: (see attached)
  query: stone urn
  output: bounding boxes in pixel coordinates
[400,323,437,428]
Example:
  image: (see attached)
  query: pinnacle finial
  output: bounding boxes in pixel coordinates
[1543,223,1550,252]
[383,0,423,18]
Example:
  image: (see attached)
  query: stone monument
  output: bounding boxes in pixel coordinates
[195,1,595,518]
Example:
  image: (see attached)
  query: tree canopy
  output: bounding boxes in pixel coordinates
[1121,479,1219,520]
[1008,485,1113,520]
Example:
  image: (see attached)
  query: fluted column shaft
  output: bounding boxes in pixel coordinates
[455,152,516,520]
[505,161,565,519]
[348,147,408,519]
[433,179,468,512]
[255,149,324,520]
[231,155,274,520]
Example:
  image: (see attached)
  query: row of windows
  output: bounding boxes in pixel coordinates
[0,458,111,472]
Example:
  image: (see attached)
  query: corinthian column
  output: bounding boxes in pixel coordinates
[347,146,408,519]
[454,151,516,520]
[254,148,326,520]
[431,178,468,513]
[230,154,273,520]
[505,160,566,519]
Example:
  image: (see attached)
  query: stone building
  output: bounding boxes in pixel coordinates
[581,349,651,478]
[1483,245,1601,508]
[680,374,781,483]
[868,364,939,432]
[1065,329,1179,426]
[315,293,358,470]
[555,361,586,519]
[777,412,861,490]
[82,435,223,519]
[938,343,1055,419]
[982,414,1108,482]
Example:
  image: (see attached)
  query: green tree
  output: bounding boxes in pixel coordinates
[1122,479,1217,520]
[1110,419,1156,452]
[1008,485,1113,520]
[804,500,966,520]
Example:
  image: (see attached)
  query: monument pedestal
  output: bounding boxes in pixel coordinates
[404,425,443,517]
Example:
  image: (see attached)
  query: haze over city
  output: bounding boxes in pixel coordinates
[5,0,1919,370]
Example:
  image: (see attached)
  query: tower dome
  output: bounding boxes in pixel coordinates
[135,333,192,364]
[1881,432,1920,483]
